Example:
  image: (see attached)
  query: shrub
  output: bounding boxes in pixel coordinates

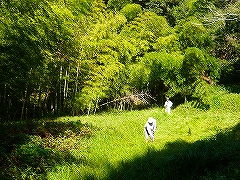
[191,83,240,111]
[7,136,55,179]
[120,4,142,21]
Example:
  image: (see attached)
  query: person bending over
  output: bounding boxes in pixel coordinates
[144,117,156,142]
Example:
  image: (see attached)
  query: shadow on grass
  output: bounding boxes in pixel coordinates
[0,119,96,179]
[225,83,240,94]
[105,124,240,180]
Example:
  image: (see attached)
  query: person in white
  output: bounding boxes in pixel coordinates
[164,98,173,114]
[144,117,157,142]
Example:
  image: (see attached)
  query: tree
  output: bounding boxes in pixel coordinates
[209,2,240,84]
[143,0,182,26]
[0,0,103,120]
[0,0,56,119]
[1,0,234,119]
[142,51,184,101]
[120,3,142,21]
[181,47,220,101]
[107,0,132,11]
[73,13,130,114]
[175,17,213,50]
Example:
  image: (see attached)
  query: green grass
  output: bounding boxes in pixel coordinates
[48,106,240,179]
[1,103,240,179]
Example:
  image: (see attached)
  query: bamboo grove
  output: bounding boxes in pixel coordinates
[0,0,239,120]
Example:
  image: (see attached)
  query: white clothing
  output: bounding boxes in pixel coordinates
[144,117,156,141]
[164,100,173,114]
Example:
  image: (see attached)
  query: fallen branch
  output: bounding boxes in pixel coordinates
[192,5,239,26]
[99,92,156,108]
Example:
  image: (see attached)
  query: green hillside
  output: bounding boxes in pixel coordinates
[0,0,240,179]
[1,97,240,179]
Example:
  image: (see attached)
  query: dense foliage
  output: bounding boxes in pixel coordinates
[0,0,239,120]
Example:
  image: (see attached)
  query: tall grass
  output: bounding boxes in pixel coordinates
[48,104,240,180]
[1,92,240,179]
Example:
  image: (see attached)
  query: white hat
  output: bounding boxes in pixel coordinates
[148,117,154,123]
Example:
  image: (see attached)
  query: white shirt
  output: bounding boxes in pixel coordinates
[144,118,156,134]
[164,100,173,108]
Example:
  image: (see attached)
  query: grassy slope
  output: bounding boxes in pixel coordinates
[47,105,240,180]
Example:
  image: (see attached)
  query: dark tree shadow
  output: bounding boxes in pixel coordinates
[0,119,97,179]
[105,123,240,180]
[225,83,240,94]
[0,119,95,150]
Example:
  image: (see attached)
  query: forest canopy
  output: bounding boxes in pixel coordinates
[0,0,239,120]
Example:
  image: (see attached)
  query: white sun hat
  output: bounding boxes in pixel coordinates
[148,117,154,123]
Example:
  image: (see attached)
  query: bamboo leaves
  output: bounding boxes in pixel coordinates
[1,0,236,119]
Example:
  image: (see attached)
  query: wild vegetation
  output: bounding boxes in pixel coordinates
[0,0,240,179]
[1,89,240,179]
[0,0,239,120]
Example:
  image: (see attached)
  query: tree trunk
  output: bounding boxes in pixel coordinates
[75,64,79,95]
[21,86,28,120]
[59,65,63,112]
[38,84,42,117]
[63,66,69,110]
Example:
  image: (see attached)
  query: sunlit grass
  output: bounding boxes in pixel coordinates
[1,87,240,179]
[46,104,240,179]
